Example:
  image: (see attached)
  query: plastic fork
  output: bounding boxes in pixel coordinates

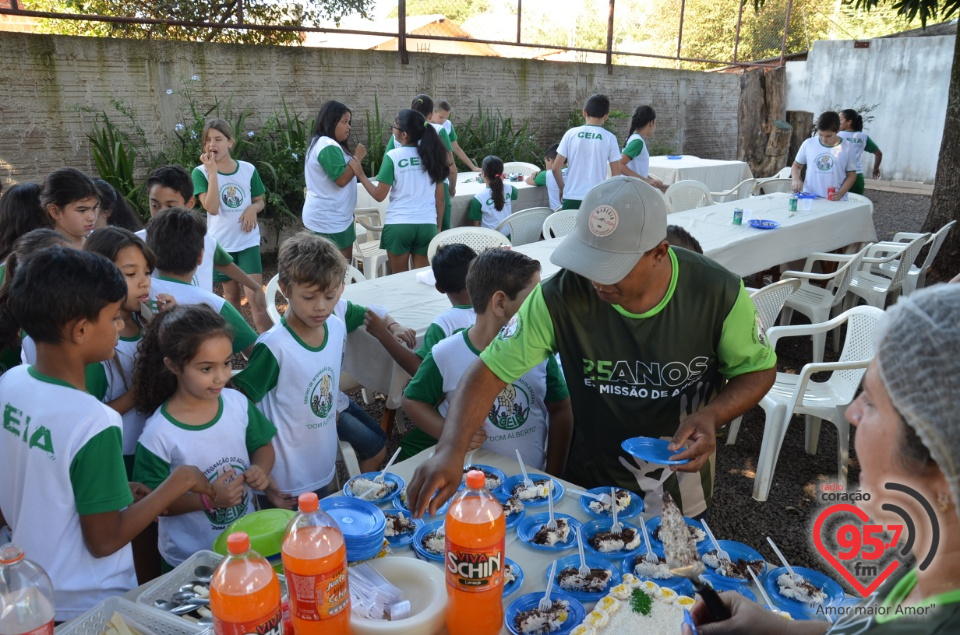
[748,567,775,607]
[540,561,558,611]
[639,514,657,563]
[702,519,730,562]
[374,447,402,483]
[610,487,623,535]
[545,480,557,530]
[767,536,801,583]
[567,486,612,506]
[515,449,533,488]
[576,526,591,576]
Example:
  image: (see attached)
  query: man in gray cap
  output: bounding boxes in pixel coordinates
[407,176,776,518]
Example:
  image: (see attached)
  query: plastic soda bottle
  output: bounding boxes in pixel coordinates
[281,493,350,635]
[445,469,506,635]
[210,533,283,635]
[0,544,55,635]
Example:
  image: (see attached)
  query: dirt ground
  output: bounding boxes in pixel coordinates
[228,188,932,589]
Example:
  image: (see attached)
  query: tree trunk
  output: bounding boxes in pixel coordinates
[786,110,813,166]
[738,66,787,177]
[755,120,792,177]
[922,34,960,282]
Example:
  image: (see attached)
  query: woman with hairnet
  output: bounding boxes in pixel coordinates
[685,283,960,635]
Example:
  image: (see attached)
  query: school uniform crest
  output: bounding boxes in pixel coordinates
[308,367,336,419]
[815,154,836,172]
[488,381,533,431]
[220,184,245,209]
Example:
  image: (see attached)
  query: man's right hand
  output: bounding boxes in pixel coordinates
[406,447,464,518]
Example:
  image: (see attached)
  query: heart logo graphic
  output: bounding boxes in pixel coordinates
[813,503,902,596]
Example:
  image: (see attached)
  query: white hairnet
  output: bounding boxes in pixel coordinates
[875,283,960,517]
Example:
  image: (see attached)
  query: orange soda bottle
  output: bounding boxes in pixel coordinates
[445,469,506,635]
[281,493,350,635]
[210,533,283,635]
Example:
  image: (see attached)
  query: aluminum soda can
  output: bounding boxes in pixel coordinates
[827,187,836,200]
[733,208,743,225]
[789,196,798,212]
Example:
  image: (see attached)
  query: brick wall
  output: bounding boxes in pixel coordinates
[0,32,741,187]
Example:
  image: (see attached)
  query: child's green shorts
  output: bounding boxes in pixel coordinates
[380,223,438,256]
[213,245,262,283]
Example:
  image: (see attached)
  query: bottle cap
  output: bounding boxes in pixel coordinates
[299,492,319,513]
[0,543,24,565]
[226,532,250,554]
[465,469,485,490]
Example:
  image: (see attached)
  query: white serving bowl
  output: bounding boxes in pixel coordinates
[350,556,448,635]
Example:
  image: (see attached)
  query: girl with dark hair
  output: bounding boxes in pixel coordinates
[41,167,101,248]
[839,108,883,195]
[131,303,277,569]
[351,108,451,273]
[0,182,50,266]
[468,156,518,237]
[302,100,368,261]
[619,105,668,193]
[93,179,143,232]
[791,111,857,200]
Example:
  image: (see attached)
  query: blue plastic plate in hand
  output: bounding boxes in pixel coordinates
[621,436,690,465]
[748,219,780,230]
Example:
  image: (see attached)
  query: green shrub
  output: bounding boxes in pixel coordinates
[456,102,544,168]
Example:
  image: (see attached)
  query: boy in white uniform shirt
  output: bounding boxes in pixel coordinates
[552,94,621,210]
[527,144,563,210]
[402,249,573,474]
[791,111,858,200]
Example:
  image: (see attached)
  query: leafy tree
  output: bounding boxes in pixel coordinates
[29,0,374,44]
[760,0,960,280]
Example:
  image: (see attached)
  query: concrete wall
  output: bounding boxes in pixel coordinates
[786,36,954,184]
[0,32,741,187]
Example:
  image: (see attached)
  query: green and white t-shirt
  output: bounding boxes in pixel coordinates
[133,389,276,567]
[416,305,477,359]
[441,119,458,143]
[376,146,440,225]
[794,137,858,199]
[468,184,519,234]
[303,136,357,235]
[192,160,266,251]
[137,228,232,294]
[406,328,568,470]
[479,248,776,517]
[148,276,258,354]
[622,133,651,178]
[0,366,136,620]
[533,170,562,210]
[838,130,880,175]
[557,125,621,200]
[85,328,146,456]
[233,314,347,495]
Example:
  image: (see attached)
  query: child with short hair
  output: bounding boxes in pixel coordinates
[619,105,668,193]
[839,108,883,195]
[552,94,621,209]
[791,111,858,200]
[144,208,258,355]
[434,100,480,172]
[145,165,267,310]
[0,247,213,619]
[469,156,518,236]
[525,144,562,211]
[402,248,573,472]
[233,233,352,509]
[132,304,276,569]
[193,119,271,331]
[41,167,101,248]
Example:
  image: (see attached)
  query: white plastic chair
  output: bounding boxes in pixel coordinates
[775,167,792,178]
[751,178,794,195]
[878,220,956,295]
[663,180,714,213]
[843,234,929,311]
[750,305,885,501]
[779,245,870,363]
[542,209,578,239]
[427,227,512,263]
[502,162,540,177]
[494,207,552,246]
[710,178,757,203]
[353,210,389,279]
[726,278,801,446]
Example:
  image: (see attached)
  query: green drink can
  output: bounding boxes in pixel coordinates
[733,208,743,225]
[789,196,798,212]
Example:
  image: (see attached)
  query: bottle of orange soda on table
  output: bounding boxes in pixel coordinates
[210,533,283,635]
[281,493,350,635]
[445,469,506,635]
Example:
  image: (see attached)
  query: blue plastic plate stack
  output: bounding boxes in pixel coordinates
[319,497,386,562]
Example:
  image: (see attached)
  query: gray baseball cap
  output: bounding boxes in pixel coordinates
[550,176,668,284]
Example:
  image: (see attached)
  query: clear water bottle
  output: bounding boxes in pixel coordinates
[0,544,55,635]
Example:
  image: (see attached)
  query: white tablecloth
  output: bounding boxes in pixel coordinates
[667,193,877,276]
[648,156,753,191]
